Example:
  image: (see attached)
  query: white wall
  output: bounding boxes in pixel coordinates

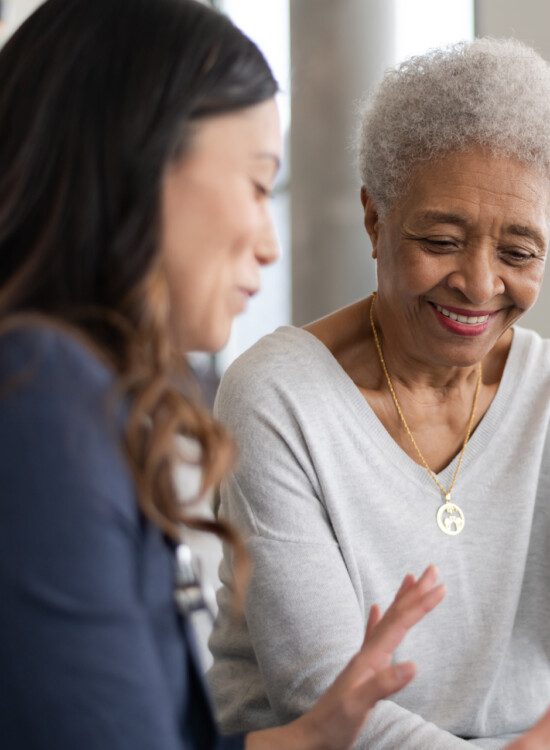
[476,0,550,337]
[215,0,291,372]
[1,0,42,38]
[1,0,43,46]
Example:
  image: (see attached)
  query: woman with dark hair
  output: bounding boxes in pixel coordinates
[0,1,452,748]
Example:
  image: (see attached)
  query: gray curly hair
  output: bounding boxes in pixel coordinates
[358,37,550,217]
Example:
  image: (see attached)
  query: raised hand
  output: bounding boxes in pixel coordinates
[247,565,445,750]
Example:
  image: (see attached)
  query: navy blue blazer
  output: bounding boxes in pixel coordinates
[0,326,244,750]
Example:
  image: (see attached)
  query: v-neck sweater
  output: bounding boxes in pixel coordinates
[208,324,550,749]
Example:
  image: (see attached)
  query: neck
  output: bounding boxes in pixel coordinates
[380,346,481,395]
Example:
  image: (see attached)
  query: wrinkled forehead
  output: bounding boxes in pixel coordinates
[394,149,550,242]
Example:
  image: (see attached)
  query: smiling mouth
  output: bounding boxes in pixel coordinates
[432,303,490,326]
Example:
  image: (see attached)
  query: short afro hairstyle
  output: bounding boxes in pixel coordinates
[358,37,550,217]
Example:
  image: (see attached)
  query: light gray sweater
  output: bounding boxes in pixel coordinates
[208,324,550,749]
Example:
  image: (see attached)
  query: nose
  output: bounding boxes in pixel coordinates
[255,214,280,267]
[446,243,505,304]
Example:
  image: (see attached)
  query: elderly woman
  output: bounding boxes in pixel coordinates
[208,38,550,749]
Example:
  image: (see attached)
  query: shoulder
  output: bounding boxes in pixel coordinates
[501,326,550,423]
[0,323,114,397]
[303,298,370,355]
[0,323,120,435]
[215,325,329,423]
[225,325,314,377]
[0,323,120,454]
[511,324,550,373]
[0,324,135,522]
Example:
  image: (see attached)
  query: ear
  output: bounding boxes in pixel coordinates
[361,186,380,259]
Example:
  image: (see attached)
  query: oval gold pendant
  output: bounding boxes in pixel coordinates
[436,502,465,536]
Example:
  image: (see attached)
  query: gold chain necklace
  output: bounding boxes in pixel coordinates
[369,292,482,536]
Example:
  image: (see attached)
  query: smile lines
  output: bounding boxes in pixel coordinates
[434,303,490,325]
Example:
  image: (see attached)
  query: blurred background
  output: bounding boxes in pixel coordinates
[3,0,550,663]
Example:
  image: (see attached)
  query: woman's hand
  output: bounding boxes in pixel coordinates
[506,708,550,749]
[246,564,445,750]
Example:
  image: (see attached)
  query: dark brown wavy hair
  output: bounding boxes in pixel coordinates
[0,0,278,603]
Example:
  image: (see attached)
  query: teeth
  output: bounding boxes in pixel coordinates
[435,303,489,325]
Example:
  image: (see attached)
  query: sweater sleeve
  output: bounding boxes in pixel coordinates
[0,328,236,750]
[208,354,474,750]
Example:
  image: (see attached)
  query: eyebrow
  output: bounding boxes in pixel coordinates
[413,210,547,252]
[506,224,547,252]
[414,210,470,228]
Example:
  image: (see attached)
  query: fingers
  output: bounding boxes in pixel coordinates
[412,564,438,598]
[365,604,381,641]
[387,565,445,630]
[394,573,416,602]
[363,572,417,649]
[366,569,418,644]
[506,707,550,749]
[361,565,446,667]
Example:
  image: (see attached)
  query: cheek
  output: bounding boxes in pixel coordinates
[509,262,546,308]
[161,226,230,347]
[378,243,443,294]
[165,253,238,351]
[164,260,201,345]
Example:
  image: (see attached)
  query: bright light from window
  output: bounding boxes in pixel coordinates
[395,0,474,63]
[216,0,291,372]
[221,0,290,132]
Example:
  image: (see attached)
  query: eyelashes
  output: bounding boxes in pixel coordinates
[253,182,273,200]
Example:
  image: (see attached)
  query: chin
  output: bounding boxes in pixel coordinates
[196,324,233,354]
[435,340,494,369]
[175,310,234,354]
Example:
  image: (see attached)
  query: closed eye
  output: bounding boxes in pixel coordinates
[500,247,537,265]
[403,230,461,251]
[422,238,460,251]
[253,182,273,200]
